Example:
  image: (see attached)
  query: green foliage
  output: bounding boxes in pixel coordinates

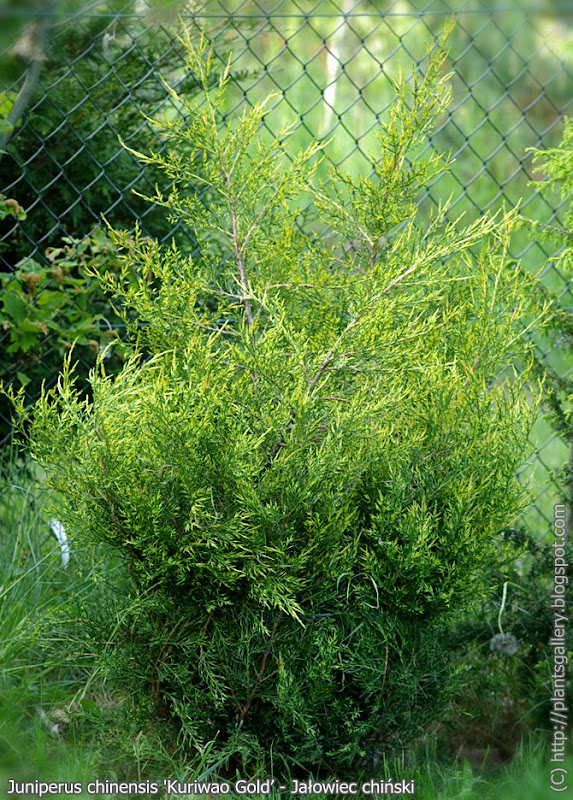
[0,1,221,265]
[529,117,573,295]
[491,121,573,739]
[8,30,546,774]
[0,3,243,448]
[433,116,573,781]
[1,232,122,362]
[0,231,130,444]
[0,194,26,222]
[527,119,573,442]
[530,117,573,245]
[448,526,570,760]
[0,452,155,788]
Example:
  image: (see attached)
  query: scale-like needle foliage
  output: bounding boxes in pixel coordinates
[8,28,545,774]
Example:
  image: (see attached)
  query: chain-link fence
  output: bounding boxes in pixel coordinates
[1,0,572,531]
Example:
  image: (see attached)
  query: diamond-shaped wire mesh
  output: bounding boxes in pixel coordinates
[0,0,572,531]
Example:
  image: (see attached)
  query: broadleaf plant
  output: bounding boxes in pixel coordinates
[8,26,546,775]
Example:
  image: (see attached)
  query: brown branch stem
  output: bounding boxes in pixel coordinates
[239,619,280,721]
[220,151,254,327]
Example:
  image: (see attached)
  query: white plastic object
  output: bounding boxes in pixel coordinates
[48,517,70,569]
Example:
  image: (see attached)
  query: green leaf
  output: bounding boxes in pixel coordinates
[2,292,28,325]
[36,291,68,310]
[16,371,31,387]
[17,331,40,353]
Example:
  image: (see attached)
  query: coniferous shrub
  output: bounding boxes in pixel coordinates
[8,29,546,774]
